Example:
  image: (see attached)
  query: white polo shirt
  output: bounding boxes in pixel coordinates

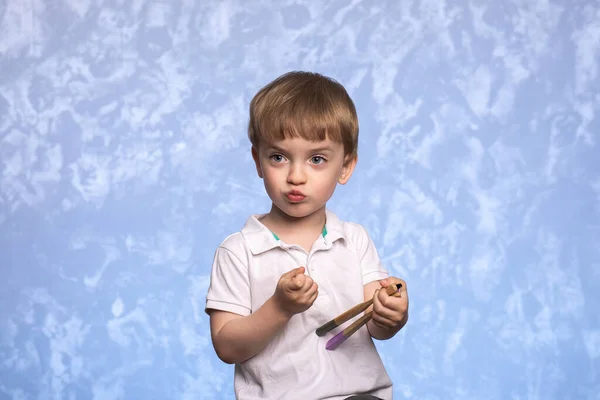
[205,209,393,400]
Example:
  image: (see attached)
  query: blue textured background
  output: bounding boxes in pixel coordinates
[1,1,599,399]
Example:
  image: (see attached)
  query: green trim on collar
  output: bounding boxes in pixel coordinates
[271,225,327,241]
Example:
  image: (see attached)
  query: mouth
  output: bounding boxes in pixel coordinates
[286,191,306,202]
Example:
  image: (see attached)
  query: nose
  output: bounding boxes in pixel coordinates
[287,163,307,185]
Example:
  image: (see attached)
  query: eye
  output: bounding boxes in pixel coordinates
[311,156,326,164]
[270,154,285,163]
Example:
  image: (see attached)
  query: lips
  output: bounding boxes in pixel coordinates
[286,190,306,202]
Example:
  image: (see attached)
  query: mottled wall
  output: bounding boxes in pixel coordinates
[1,1,599,399]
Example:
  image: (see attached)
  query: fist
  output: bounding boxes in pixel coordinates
[372,277,409,330]
[274,266,318,316]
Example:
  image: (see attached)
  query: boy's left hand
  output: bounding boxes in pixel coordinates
[371,277,409,331]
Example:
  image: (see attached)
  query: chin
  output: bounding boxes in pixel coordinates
[277,203,322,219]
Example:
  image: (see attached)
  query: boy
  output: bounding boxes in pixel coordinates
[205,71,409,400]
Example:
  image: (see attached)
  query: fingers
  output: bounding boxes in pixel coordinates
[372,286,408,328]
[296,275,318,302]
[371,310,397,329]
[291,273,306,290]
[373,289,393,313]
[275,267,319,315]
[381,277,408,299]
[284,266,306,290]
[301,275,317,291]
[383,287,408,313]
[308,286,319,304]
[286,267,317,290]
[291,276,318,309]
[283,267,318,295]
[287,266,305,278]
[391,278,407,294]
[296,275,317,295]
[371,290,394,326]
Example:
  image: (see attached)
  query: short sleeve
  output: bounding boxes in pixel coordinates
[354,225,389,285]
[205,245,252,317]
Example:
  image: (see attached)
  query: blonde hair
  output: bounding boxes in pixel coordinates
[248,71,359,158]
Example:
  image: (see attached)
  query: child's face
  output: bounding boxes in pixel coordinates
[252,136,356,219]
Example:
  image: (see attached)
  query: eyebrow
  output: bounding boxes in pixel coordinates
[267,145,334,153]
[309,146,334,153]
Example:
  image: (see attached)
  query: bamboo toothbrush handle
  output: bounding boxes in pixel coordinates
[315,283,401,337]
[325,311,373,351]
[315,299,373,336]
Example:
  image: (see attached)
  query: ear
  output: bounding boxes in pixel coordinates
[338,154,357,184]
[251,146,263,178]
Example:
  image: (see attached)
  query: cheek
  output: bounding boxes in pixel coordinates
[261,166,282,188]
[315,170,340,193]
[262,165,276,178]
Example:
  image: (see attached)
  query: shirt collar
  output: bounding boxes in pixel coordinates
[241,208,346,255]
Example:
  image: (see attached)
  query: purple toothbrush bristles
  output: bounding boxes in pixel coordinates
[325,331,346,351]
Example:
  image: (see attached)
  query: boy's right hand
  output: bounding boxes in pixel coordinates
[273,266,318,317]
